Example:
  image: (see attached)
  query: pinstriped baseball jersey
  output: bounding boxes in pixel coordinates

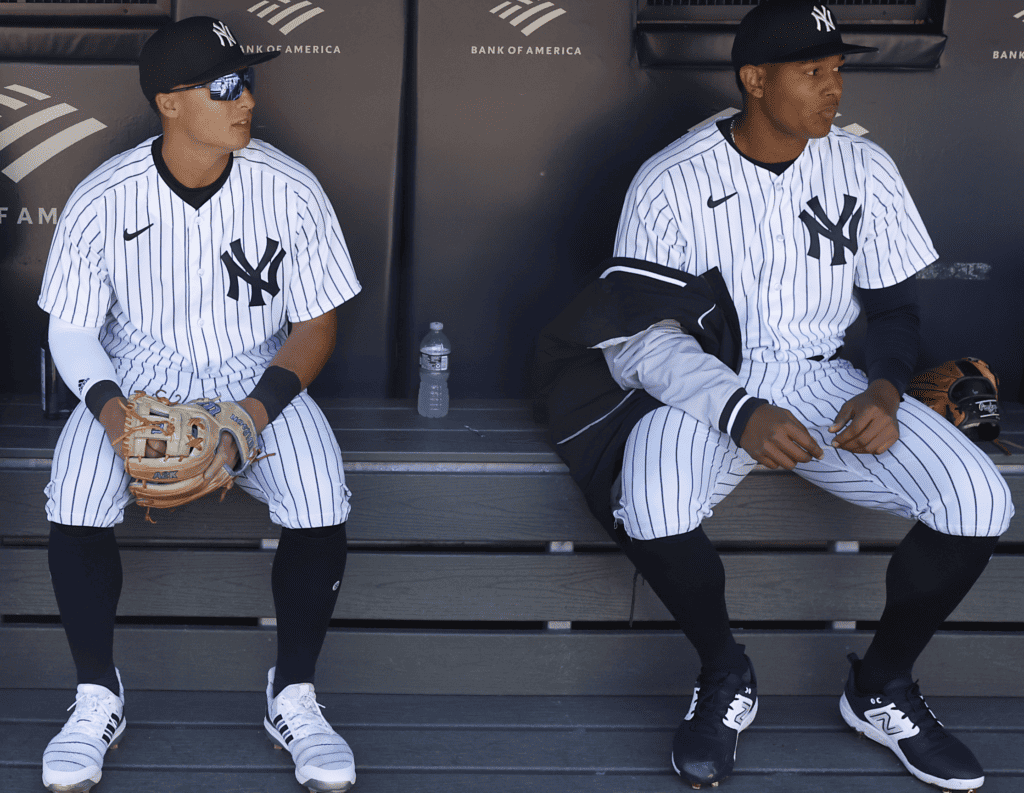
[38,136,360,381]
[613,120,937,362]
[607,120,1012,541]
[38,135,359,529]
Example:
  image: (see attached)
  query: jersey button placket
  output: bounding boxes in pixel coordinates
[763,175,788,351]
[187,213,208,370]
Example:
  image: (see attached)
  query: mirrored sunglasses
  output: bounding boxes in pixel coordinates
[167,67,254,101]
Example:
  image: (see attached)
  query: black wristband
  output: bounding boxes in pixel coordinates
[84,380,125,421]
[248,365,302,425]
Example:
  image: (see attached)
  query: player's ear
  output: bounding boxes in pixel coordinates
[154,92,180,120]
[738,65,766,100]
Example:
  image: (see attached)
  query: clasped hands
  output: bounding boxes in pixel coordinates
[739,379,901,470]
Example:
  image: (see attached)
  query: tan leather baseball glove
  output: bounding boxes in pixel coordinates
[116,391,261,516]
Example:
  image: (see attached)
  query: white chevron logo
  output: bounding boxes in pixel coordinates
[1015,8,1024,20]
[0,85,107,184]
[247,0,325,35]
[489,1,567,36]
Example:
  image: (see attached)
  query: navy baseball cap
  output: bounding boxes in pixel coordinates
[732,0,878,68]
[140,16,281,104]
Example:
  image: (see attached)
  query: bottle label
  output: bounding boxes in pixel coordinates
[421,353,448,371]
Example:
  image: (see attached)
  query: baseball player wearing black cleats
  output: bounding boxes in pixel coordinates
[536,0,1012,788]
[672,657,758,789]
[840,654,984,792]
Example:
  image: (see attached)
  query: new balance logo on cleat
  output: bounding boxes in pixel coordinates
[865,703,919,738]
[723,695,755,730]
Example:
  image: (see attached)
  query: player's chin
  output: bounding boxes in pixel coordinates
[808,121,833,139]
[807,114,836,138]
[228,124,252,149]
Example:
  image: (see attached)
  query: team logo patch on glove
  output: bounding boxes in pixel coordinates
[906,358,1001,442]
[116,391,262,519]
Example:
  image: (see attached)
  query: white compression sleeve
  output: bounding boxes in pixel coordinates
[48,314,118,400]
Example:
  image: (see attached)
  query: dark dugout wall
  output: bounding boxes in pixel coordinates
[1,1,1022,401]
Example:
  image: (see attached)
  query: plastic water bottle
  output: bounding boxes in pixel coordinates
[417,322,450,418]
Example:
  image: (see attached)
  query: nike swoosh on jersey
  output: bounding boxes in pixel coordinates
[123,223,154,241]
[707,193,737,209]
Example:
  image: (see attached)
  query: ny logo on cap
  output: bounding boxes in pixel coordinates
[811,5,836,33]
[212,21,236,48]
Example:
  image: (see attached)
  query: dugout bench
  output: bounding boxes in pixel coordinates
[1,396,1023,792]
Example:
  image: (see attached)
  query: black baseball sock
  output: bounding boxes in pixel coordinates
[620,526,747,675]
[48,523,123,696]
[271,522,348,697]
[857,521,999,693]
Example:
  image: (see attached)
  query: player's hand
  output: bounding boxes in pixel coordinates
[99,396,165,459]
[739,404,824,470]
[829,380,900,455]
[200,398,264,481]
[203,433,241,481]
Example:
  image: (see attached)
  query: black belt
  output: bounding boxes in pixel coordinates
[808,348,842,362]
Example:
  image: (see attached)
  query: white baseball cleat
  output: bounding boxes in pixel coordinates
[42,669,126,793]
[264,667,356,792]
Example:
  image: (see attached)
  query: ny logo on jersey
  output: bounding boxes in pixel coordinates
[811,5,836,33]
[222,238,285,307]
[212,21,237,48]
[799,195,862,267]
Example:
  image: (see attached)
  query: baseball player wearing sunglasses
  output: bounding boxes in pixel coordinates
[37,16,360,793]
[165,66,256,102]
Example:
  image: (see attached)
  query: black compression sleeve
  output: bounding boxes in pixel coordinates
[858,276,920,396]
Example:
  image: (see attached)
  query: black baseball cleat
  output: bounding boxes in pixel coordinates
[671,656,758,789]
[839,653,984,791]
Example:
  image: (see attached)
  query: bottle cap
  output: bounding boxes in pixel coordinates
[430,322,443,331]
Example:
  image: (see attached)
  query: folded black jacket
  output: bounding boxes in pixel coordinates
[535,257,765,534]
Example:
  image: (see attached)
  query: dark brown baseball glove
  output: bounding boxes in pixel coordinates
[906,358,1000,442]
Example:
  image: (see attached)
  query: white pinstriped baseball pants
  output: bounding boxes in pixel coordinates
[613,358,1013,540]
[45,368,350,530]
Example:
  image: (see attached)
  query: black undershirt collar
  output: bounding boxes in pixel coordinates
[152,136,233,209]
[717,117,797,175]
